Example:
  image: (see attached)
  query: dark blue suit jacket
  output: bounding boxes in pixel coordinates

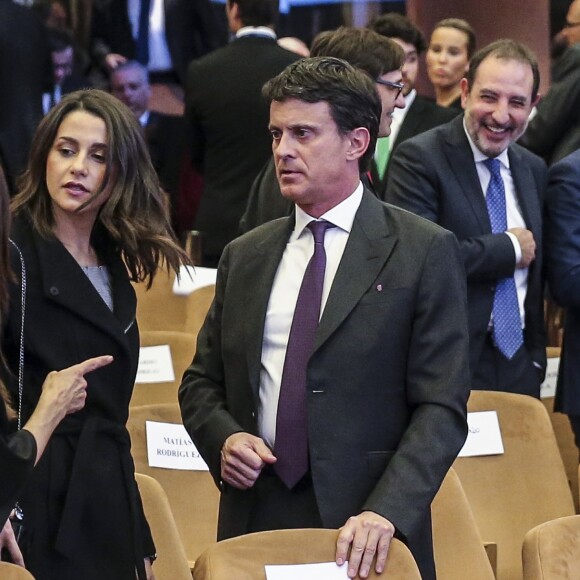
[545,148,580,414]
[385,116,547,388]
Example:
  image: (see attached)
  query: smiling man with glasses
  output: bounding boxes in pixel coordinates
[367,13,458,196]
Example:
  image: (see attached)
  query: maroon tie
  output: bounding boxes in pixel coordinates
[274,220,334,488]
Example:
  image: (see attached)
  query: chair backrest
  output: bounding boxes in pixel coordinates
[127,403,219,569]
[0,562,35,579]
[542,346,579,512]
[453,390,575,580]
[541,396,578,512]
[192,529,421,580]
[133,272,215,335]
[131,330,196,407]
[135,473,192,580]
[432,468,495,580]
[522,515,580,579]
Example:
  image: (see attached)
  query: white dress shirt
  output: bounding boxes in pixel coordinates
[258,183,364,448]
[463,122,528,329]
[236,26,277,40]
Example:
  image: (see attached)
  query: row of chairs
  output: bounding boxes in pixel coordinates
[124,390,577,580]
[128,271,580,579]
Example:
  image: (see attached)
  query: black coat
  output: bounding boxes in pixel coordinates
[2,217,153,580]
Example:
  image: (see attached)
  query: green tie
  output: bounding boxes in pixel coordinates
[375,136,391,181]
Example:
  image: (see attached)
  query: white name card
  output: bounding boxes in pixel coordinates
[145,421,209,471]
[458,411,504,457]
[540,357,560,399]
[173,265,217,295]
[266,562,349,580]
[136,345,175,384]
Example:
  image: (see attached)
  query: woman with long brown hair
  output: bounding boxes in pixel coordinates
[0,167,112,565]
[2,89,191,579]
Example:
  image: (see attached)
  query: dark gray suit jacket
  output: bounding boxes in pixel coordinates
[179,190,470,579]
[386,116,547,386]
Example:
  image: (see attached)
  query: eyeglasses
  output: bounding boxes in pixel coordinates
[564,20,580,28]
[375,78,405,100]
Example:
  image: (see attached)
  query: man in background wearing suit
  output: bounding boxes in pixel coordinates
[519,0,580,165]
[179,57,469,580]
[0,0,50,194]
[386,39,547,396]
[545,148,580,448]
[90,0,223,86]
[184,0,299,266]
[110,60,184,222]
[43,28,89,115]
[367,13,457,197]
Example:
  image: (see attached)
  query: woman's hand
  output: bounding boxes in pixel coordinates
[24,355,114,463]
[0,517,24,567]
[39,355,114,417]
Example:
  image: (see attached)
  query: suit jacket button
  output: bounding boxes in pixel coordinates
[49,286,59,296]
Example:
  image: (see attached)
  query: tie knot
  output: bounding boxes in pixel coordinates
[484,157,501,178]
[307,220,335,244]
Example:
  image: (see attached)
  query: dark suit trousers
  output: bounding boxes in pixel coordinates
[247,467,322,532]
[472,334,542,396]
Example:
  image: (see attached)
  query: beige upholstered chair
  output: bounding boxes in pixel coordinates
[522,515,580,579]
[136,473,191,580]
[127,403,219,569]
[542,346,579,511]
[131,330,196,407]
[132,271,214,336]
[193,529,421,580]
[432,468,495,579]
[453,391,575,580]
[0,562,35,579]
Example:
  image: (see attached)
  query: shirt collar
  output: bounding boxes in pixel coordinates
[462,117,510,169]
[293,182,364,237]
[139,110,150,127]
[236,26,277,40]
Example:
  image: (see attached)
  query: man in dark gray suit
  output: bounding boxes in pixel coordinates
[386,39,547,396]
[179,57,469,580]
